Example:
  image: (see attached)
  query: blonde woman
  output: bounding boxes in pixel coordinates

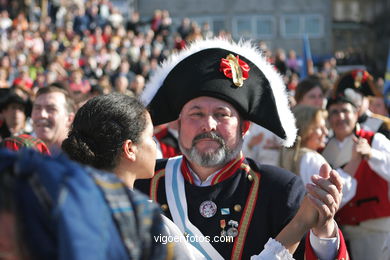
[280,105,356,207]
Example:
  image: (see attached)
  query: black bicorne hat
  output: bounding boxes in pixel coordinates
[333,69,382,98]
[0,91,32,117]
[326,95,357,110]
[141,38,297,147]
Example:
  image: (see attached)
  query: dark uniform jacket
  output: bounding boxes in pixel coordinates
[136,157,306,259]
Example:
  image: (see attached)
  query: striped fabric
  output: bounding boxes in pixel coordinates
[2,134,51,155]
[0,149,174,260]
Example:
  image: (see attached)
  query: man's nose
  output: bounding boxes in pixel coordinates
[202,115,217,132]
[36,108,49,118]
[338,111,347,120]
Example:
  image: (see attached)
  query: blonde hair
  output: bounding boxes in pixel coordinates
[292,105,327,145]
[279,105,327,174]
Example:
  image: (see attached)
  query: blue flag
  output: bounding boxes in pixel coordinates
[301,34,312,79]
[384,43,390,107]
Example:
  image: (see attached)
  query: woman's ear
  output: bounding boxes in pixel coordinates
[242,120,251,136]
[122,139,137,162]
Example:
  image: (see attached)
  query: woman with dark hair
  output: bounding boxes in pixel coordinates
[62,93,205,259]
[294,77,325,109]
[62,93,154,186]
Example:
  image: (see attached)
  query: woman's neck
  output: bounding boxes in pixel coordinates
[113,165,136,189]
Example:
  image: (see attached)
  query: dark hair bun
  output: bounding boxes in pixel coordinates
[62,131,96,166]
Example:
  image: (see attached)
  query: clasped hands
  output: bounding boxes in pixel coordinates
[274,163,343,254]
[297,163,343,238]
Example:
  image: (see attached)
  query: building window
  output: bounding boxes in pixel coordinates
[334,1,345,21]
[235,17,253,38]
[256,16,275,38]
[212,19,226,35]
[283,15,300,37]
[304,16,322,36]
[232,16,275,39]
[281,15,323,38]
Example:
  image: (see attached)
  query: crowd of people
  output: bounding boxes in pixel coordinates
[0,0,390,259]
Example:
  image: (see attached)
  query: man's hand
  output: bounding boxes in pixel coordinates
[355,137,372,159]
[306,163,343,238]
[274,163,343,254]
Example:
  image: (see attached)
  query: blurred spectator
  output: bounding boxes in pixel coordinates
[111,60,136,87]
[376,77,385,90]
[150,9,162,33]
[126,11,143,35]
[68,68,91,95]
[368,96,389,117]
[31,86,75,152]
[322,96,390,260]
[321,57,338,84]
[333,70,390,139]
[177,17,192,41]
[0,68,9,88]
[32,71,48,90]
[73,7,89,35]
[12,67,33,90]
[173,34,186,50]
[186,22,203,43]
[258,40,273,64]
[108,7,123,29]
[97,74,112,94]
[287,72,299,92]
[12,12,28,31]
[0,90,32,141]
[274,48,288,76]
[294,76,325,109]
[114,75,132,96]
[0,9,12,32]
[201,22,213,39]
[156,10,171,42]
[286,49,300,74]
[129,74,145,97]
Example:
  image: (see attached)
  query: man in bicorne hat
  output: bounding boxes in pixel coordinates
[322,95,390,260]
[136,38,349,259]
[333,69,390,139]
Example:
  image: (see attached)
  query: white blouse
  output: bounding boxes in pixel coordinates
[299,151,357,208]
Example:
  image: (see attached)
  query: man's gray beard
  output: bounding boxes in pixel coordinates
[179,131,243,168]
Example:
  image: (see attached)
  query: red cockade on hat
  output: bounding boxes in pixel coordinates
[351,69,369,88]
[219,54,250,87]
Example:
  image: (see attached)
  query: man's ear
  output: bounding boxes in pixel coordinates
[242,120,251,136]
[122,139,137,162]
[67,112,75,127]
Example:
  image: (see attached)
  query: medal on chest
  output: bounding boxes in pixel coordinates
[227,220,239,238]
[199,200,217,218]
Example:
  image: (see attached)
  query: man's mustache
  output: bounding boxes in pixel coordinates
[192,132,225,147]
